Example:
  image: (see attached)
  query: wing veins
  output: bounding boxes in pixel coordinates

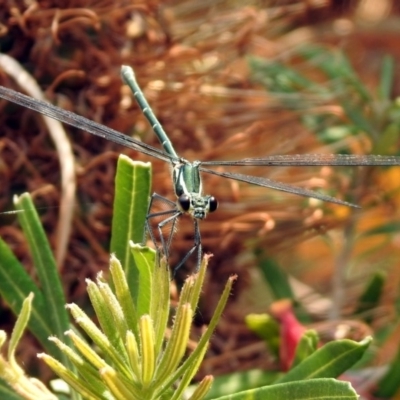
[0,85,176,163]
[200,167,360,208]
[201,154,400,167]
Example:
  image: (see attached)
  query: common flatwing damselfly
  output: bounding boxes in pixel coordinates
[1,65,400,271]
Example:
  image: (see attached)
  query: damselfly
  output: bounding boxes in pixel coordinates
[1,65,400,270]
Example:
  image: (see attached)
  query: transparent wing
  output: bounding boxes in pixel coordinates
[201,153,400,167]
[0,85,176,163]
[199,167,360,208]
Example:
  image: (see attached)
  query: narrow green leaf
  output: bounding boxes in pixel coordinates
[67,306,130,377]
[126,330,141,380]
[0,238,51,350]
[8,293,34,371]
[355,272,385,323]
[361,221,400,236]
[155,304,193,385]
[378,55,394,100]
[0,379,25,400]
[110,156,151,301]
[300,46,371,101]
[373,122,400,154]
[139,315,156,386]
[109,256,139,340]
[63,330,107,371]
[159,265,235,398]
[257,257,294,300]
[171,335,208,400]
[151,257,170,355]
[39,353,101,400]
[340,98,377,137]
[49,336,108,397]
[375,345,400,398]
[214,378,357,400]
[291,330,319,368]
[188,369,279,400]
[14,195,69,352]
[188,375,213,400]
[245,313,280,357]
[130,243,156,317]
[277,336,372,384]
[100,366,140,400]
[86,279,127,356]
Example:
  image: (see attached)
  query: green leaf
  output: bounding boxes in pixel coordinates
[340,98,377,137]
[150,257,170,355]
[248,57,332,108]
[158,259,234,399]
[291,330,319,368]
[257,257,294,300]
[14,195,69,349]
[378,55,394,101]
[373,122,400,154]
[213,378,357,399]
[130,243,156,317]
[299,46,371,101]
[8,293,34,369]
[86,279,127,356]
[375,345,400,398]
[188,369,279,400]
[0,379,25,400]
[0,238,50,345]
[355,272,385,323]
[277,337,372,384]
[0,196,68,359]
[245,313,280,357]
[109,256,139,340]
[110,156,151,301]
[360,222,400,236]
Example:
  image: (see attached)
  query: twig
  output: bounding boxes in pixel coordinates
[0,53,76,268]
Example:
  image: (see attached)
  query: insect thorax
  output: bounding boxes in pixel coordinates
[173,162,202,197]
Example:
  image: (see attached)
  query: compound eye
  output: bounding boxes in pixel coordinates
[178,194,191,211]
[209,196,218,212]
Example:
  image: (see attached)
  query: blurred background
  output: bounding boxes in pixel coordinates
[1,0,400,396]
